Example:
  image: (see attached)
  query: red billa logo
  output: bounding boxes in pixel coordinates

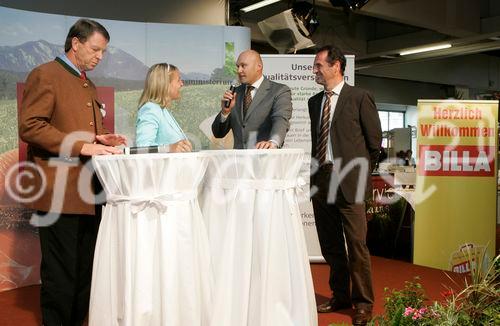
[418,145,495,176]
[449,243,484,274]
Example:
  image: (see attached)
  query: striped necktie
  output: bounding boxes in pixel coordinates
[317,90,334,164]
[243,85,254,118]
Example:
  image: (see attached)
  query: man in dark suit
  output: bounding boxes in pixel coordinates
[19,19,126,325]
[308,45,382,325]
[212,50,292,149]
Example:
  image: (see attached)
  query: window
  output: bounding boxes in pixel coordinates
[378,111,405,131]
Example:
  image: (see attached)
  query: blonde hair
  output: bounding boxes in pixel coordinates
[138,63,178,109]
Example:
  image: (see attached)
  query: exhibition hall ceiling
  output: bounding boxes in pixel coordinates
[231,0,500,70]
[1,0,498,69]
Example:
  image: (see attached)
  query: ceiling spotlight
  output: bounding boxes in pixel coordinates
[258,9,316,54]
[292,1,319,35]
[399,43,452,56]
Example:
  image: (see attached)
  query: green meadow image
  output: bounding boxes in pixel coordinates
[0,7,249,156]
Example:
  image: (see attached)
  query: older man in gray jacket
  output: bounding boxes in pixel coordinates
[212,50,292,149]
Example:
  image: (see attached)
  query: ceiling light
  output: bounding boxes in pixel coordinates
[379,55,397,59]
[241,0,281,13]
[399,43,452,56]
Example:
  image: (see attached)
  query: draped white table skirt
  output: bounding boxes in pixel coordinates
[90,149,317,326]
[200,149,317,326]
[90,153,212,326]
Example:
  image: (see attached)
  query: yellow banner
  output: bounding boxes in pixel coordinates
[414,100,498,271]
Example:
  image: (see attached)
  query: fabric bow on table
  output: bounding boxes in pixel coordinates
[107,192,196,214]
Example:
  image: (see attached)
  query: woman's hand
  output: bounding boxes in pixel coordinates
[169,139,192,152]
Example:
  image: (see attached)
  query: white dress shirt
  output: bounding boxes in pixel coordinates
[221,75,264,121]
[318,81,344,163]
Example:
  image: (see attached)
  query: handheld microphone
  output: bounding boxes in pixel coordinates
[123,145,170,155]
[224,84,236,108]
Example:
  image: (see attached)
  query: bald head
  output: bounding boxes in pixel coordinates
[236,49,263,85]
[240,50,263,65]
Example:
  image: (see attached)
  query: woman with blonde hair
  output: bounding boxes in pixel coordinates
[136,63,192,152]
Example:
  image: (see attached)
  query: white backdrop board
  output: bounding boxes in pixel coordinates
[261,54,355,261]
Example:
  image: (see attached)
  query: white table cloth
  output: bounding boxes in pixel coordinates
[90,149,317,326]
[200,149,317,326]
[90,153,212,326]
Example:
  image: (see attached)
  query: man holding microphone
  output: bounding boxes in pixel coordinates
[212,50,293,149]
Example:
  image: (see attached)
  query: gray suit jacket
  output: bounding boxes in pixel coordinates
[308,84,382,203]
[212,78,293,149]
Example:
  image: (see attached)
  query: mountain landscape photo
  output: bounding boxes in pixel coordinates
[0,38,233,153]
[0,39,151,99]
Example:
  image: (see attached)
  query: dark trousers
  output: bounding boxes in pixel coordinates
[38,212,101,326]
[311,167,374,310]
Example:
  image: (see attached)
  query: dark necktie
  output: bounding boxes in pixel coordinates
[80,71,87,80]
[317,90,334,164]
[243,85,254,118]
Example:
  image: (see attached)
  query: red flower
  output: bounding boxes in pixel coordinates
[440,289,454,298]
